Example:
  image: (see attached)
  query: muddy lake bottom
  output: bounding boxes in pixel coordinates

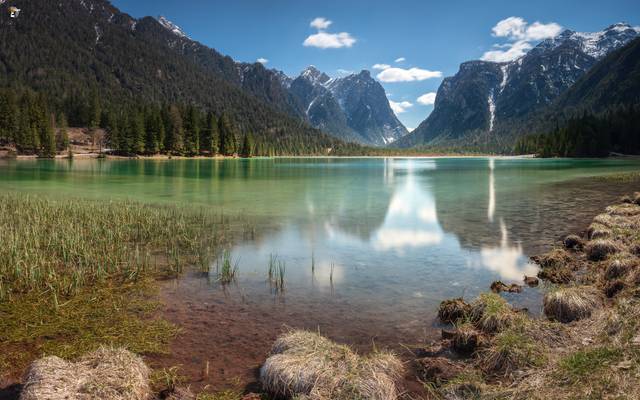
[1,157,640,395]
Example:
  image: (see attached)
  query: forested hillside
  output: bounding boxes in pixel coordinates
[0,0,347,156]
[514,38,640,157]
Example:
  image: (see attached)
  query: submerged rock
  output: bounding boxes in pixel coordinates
[490,281,523,293]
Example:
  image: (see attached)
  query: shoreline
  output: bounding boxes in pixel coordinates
[415,191,640,399]
[1,186,640,399]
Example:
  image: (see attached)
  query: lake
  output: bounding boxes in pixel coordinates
[1,157,639,348]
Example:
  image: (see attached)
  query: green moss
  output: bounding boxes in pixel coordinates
[0,280,178,379]
[559,347,623,381]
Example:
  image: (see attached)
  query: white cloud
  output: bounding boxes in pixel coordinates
[482,17,563,62]
[395,57,406,63]
[304,32,356,49]
[372,63,391,70]
[310,17,332,30]
[481,40,532,62]
[377,67,442,83]
[304,17,356,49]
[256,57,268,64]
[337,68,353,75]
[417,92,437,106]
[389,100,413,114]
[492,16,528,39]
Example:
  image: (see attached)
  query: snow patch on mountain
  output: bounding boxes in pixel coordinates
[157,16,188,39]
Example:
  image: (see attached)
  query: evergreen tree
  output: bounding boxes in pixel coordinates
[218,113,238,156]
[183,106,200,155]
[239,133,253,158]
[168,105,184,155]
[204,112,219,156]
[130,111,145,154]
[56,113,69,151]
[144,111,161,154]
[39,114,57,158]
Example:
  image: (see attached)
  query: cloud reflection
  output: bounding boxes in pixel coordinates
[479,219,538,281]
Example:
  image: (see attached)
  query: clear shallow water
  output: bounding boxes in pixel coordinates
[2,157,639,342]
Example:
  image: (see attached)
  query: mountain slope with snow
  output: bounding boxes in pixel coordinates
[288,66,408,145]
[398,23,640,149]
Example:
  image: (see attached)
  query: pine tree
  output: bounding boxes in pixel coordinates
[130,111,145,154]
[239,133,253,158]
[144,111,160,154]
[218,113,237,156]
[168,105,184,155]
[204,113,219,156]
[39,114,57,158]
[56,113,69,151]
[183,106,200,155]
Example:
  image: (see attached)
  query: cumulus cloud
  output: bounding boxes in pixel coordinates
[256,58,268,64]
[417,92,437,105]
[395,57,406,63]
[482,17,563,62]
[481,40,533,62]
[372,63,391,70]
[304,32,356,48]
[304,17,356,49]
[310,17,332,30]
[389,100,413,114]
[377,67,442,83]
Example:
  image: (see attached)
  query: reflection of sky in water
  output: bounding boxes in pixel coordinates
[4,157,640,341]
[229,159,538,303]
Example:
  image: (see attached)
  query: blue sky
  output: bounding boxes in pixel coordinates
[112,0,640,131]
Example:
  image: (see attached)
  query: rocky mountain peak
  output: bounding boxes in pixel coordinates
[157,16,188,38]
[300,66,330,85]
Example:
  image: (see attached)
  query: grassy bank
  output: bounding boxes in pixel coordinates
[0,193,238,385]
[421,193,640,399]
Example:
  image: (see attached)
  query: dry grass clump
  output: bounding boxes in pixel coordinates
[633,192,640,205]
[587,223,611,240]
[604,279,625,298]
[603,257,636,280]
[585,239,621,261]
[260,330,403,400]
[563,234,583,250]
[20,347,151,400]
[477,327,545,376]
[605,203,640,217]
[543,286,600,323]
[452,323,480,355]
[437,298,471,324]
[470,293,516,334]
[531,249,572,269]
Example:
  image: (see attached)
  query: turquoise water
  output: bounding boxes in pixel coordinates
[1,157,639,342]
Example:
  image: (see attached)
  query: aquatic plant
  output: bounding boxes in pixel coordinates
[217,250,238,284]
[0,193,230,300]
[267,254,285,293]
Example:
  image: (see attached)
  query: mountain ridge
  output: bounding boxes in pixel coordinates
[397,22,640,150]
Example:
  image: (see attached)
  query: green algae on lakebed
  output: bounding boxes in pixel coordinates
[0,193,238,381]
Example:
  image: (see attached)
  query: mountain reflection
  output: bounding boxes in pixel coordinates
[318,158,535,281]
